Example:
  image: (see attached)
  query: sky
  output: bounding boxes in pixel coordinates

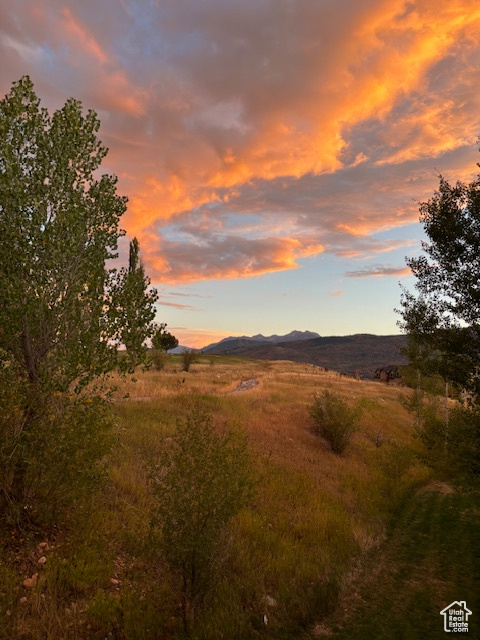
[2,0,480,348]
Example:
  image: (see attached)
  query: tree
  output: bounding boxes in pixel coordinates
[399,156,480,484]
[151,323,179,352]
[150,407,254,633]
[116,236,158,356]
[399,165,480,400]
[0,76,157,523]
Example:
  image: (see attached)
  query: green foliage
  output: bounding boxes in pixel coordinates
[0,365,115,525]
[114,237,157,358]
[399,365,446,396]
[45,541,113,599]
[181,347,197,372]
[416,403,480,486]
[0,77,157,526]
[1,77,121,388]
[150,407,254,633]
[151,322,179,352]
[86,591,123,632]
[399,161,480,400]
[309,390,360,454]
[86,583,178,640]
[0,77,158,386]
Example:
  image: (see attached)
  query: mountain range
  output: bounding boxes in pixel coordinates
[201,331,408,379]
[203,330,320,352]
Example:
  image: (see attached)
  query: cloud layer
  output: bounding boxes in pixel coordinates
[2,0,480,286]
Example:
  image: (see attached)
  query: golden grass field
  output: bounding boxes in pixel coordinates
[1,355,432,639]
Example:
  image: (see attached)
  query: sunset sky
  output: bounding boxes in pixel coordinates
[2,1,480,348]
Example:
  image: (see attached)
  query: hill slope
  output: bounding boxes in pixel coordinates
[204,333,408,378]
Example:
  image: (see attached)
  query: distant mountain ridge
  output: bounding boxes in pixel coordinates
[202,331,407,379]
[203,330,320,352]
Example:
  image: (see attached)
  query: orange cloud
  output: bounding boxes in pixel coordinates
[193,1,480,197]
[141,235,324,285]
[61,8,109,64]
[110,0,480,253]
[3,0,480,288]
[102,71,147,117]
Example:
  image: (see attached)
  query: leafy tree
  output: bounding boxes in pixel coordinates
[398,156,480,482]
[116,236,158,357]
[150,407,254,633]
[151,323,179,352]
[0,76,157,523]
[399,166,480,399]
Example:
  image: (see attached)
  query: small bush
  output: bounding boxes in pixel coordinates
[151,350,167,371]
[309,390,359,454]
[181,348,197,372]
[150,406,254,633]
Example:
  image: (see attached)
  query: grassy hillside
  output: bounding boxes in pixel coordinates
[0,355,462,639]
[204,335,408,379]
[326,484,480,639]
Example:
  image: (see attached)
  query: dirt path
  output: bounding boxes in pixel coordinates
[227,377,260,393]
[314,484,480,639]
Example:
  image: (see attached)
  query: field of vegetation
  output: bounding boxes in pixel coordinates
[1,354,449,639]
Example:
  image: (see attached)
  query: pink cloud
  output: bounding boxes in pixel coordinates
[345,265,412,278]
[61,7,109,64]
[157,300,198,311]
[142,234,324,284]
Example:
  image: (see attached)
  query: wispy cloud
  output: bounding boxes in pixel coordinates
[345,265,412,278]
[157,300,198,311]
[165,291,212,299]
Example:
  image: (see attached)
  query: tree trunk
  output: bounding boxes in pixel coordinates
[7,321,40,523]
[21,321,39,384]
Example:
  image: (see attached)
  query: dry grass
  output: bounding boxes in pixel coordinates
[0,356,431,639]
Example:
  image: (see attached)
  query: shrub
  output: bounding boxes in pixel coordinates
[309,390,359,454]
[0,358,115,526]
[181,348,197,372]
[152,350,167,371]
[150,407,254,633]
